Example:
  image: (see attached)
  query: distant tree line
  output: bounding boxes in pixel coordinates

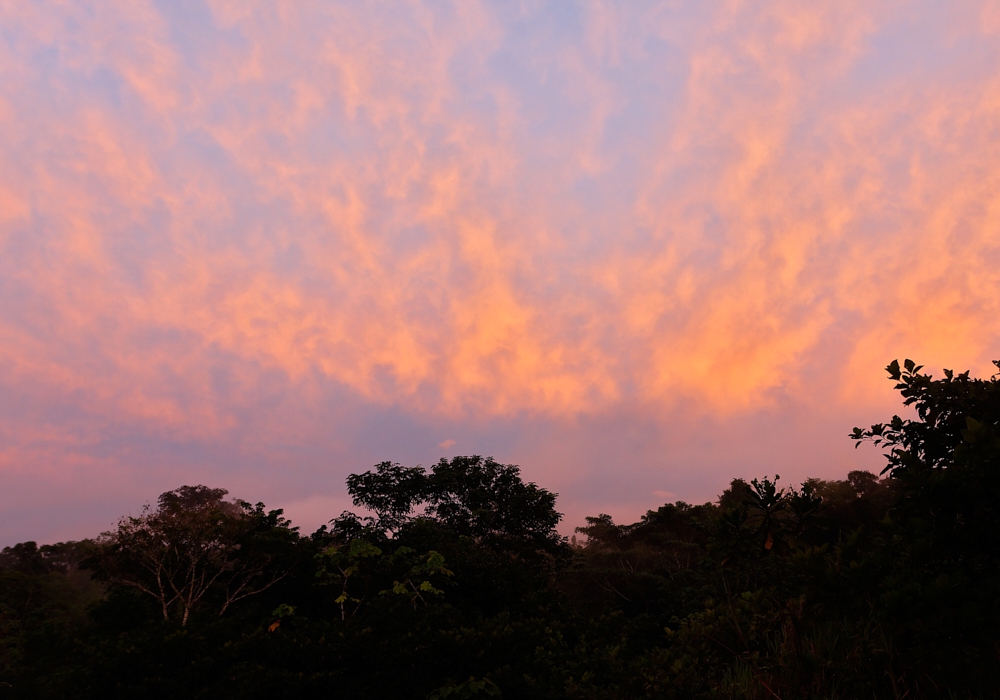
[1,359,998,698]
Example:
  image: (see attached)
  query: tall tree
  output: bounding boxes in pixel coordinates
[90,485,298,625]
[852,359,1000,691]
[341,455,567,559]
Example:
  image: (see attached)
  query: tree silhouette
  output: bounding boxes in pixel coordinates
[89,485,298,625]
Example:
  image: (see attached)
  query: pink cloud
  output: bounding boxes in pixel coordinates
[1,1,999,542]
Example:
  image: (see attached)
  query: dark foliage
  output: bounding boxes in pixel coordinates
[2,361,999,698]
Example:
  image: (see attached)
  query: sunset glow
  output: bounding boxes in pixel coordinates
[3,1,1000,543]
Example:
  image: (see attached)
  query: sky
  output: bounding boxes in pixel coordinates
[3,0,1000,545]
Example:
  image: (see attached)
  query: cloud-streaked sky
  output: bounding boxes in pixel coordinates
[3,1,1000,544]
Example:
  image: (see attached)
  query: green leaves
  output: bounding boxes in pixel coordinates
[315,540,453,617]
[380,549,453,607]
[429,676,501,699]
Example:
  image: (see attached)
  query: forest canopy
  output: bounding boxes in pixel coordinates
[2,360,999,699]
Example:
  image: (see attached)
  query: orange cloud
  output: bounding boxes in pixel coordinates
[1,0,999,451]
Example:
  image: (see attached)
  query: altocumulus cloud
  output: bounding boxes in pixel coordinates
[1,0,1000,543]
